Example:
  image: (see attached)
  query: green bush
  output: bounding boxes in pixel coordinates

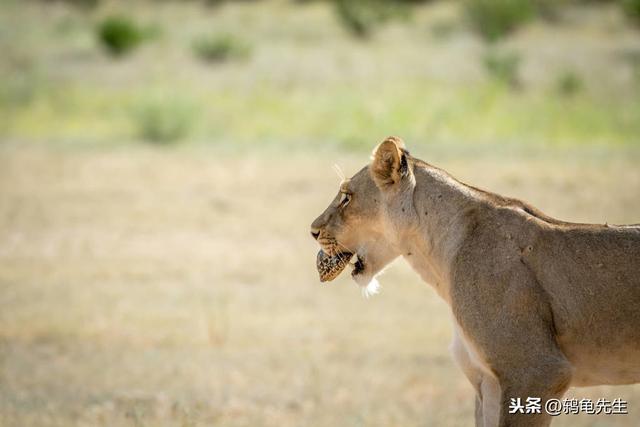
[555,70,583,96]
[44,0,100,8]
[45,0,100,8]
[133,98,198,144]
[533,0,568,22]
[0,74,40,110]
[483,49,521,88]
[622,0,640,25]
[464,0,535,42]
[333,0,408,38]
[69,0,100,8]
[97,16,146,57]
[430,19,458,40]
[192,34,251,63]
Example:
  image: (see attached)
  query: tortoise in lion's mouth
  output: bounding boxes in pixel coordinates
[315,250,366,282]
[315,249,352,282]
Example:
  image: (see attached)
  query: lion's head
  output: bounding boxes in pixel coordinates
[310,137,417,295]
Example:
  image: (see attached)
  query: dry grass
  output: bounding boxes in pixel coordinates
[0,144,639,426]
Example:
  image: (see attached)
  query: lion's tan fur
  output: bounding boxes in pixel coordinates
[310,137,640,427]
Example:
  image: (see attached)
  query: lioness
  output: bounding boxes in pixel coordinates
[310,137,640,427]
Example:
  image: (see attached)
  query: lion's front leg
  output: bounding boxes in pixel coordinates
[475,394,483,427]
[496,363,572,427]
[479,374,501,427]
[474,367,570,427]
[450,330,495,427]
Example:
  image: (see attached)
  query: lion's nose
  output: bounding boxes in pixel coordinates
[310,229,320,240]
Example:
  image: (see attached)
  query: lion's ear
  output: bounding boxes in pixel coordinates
[371,136,409,189]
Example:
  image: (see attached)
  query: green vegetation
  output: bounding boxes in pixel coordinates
[483,49,521,88]
[0,71,41,111]
[0,0,638,149]
[555,70,584,96]
[132,97,198,144]
[333,0,408,38]
[622,0,640,25]
[192,33,251,63]
[97,16,147,57]
[4,80,639,148]
[66,0,100,8]
[534,0,568,22]
[464,0,535,42]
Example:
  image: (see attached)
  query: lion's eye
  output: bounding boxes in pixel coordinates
[339,192,351,208]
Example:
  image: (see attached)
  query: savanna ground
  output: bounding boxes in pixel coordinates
[1,1,640,426]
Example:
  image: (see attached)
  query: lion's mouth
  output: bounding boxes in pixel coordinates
[316,249,365,282]
[351,256,365,277]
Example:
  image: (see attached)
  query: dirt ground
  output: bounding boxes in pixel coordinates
[1,144,639,426]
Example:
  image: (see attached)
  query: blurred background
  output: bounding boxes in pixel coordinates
[0,0,639,426]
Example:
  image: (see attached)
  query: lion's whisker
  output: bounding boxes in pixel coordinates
[332,164,346,183]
